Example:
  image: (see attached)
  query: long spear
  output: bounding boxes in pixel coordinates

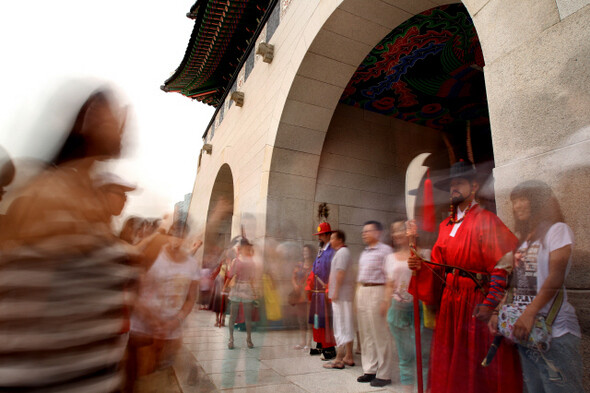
[404,153,430,393]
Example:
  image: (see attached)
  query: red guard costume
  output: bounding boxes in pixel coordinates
[411,160,522,393]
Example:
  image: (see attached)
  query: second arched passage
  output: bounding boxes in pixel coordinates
[202,163,235,269]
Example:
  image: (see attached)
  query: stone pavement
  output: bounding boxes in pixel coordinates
[167,309,407,393]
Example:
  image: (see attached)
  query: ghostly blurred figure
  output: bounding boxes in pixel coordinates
[226,238,257,349]
[126,221,201,391]
[120,216,147,245]
[0,86,134,392]
[96,172,136,219]
[291,244,314,349]
[209,245,236,327]
[0,145,15,203]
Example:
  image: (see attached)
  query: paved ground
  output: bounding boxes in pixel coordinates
[162,309,408,393]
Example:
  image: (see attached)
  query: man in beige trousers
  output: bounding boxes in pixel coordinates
[355,220,394,387]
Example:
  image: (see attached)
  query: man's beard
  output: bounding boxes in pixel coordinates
[451,193,467,206]
[318,240,325,247]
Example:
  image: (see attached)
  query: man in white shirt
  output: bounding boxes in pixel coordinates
[324,230,355,369]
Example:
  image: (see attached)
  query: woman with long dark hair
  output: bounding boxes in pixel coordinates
[0,84,133,392]
[491,180,582,392]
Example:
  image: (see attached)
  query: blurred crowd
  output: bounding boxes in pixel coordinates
[0,81,584,393]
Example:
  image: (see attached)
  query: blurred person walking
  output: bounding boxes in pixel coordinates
[355,221,394,387]
[0,84,134,392]
[290,244,314,350]
[384,220,432,392]
[209,248,234,327]
[120,216,147,245]
[126,221,201,390]
[323,230,356,370]
[0,145,15,205]
[489,180,583,392]
[226,237,258,349]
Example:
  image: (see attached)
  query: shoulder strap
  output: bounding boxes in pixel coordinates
[545,287,564,328]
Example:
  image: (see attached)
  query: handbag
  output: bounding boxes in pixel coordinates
[497,288,563,351]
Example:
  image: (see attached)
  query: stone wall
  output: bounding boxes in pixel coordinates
[312,104,445,260]
[475,0,590,384]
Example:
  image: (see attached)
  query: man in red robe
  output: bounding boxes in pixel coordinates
[409,160,522,393]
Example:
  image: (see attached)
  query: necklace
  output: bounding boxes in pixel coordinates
[448,201,475,225]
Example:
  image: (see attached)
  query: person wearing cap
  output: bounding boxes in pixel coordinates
[0,86,134,393]
[355,220,394,387]
[305,222,337,360]
[408,160,522,393]
[96,172,136,219]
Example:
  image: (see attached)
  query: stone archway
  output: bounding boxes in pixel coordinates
[266,1,488,247]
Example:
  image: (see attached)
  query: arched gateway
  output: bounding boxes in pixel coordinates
[163,0,590,381]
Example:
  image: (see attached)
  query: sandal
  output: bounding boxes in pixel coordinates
[247,339,254,349]
[343,361,355,367]
[323,361,344,369]
[228,340,234,350]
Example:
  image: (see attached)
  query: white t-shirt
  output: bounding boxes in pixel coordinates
[385,252,413,303]
[513,222,580,338]
[131,249,200,339]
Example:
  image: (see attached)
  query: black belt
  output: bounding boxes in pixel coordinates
[360,282,384,287]
[444,267,488,293]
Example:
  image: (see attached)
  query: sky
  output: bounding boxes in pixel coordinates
[0,1,214,219]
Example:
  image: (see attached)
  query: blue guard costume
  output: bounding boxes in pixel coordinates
[306,222,336,358]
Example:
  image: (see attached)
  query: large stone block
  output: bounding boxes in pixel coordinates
[267,171,317,200]
[320,152,396,180]
[287,75,344,110]
[357,190,397,211]
[338,205,401,227]
[317,167,392,194]
[265,196,315,239]
[461,0,492,16]
[321,8,393,46]
[473,0,559,65]
[381,0,440,15]
[338,0,412,29]
[482,5,590,166]
[269,147,321,178]
[315,183,362,207]
[297,52,357,88]
[273,123,327,156]
[280,99,335,132]
[556,0,590,19]
[308,29,373,67]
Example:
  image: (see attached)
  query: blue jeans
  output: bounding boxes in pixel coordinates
[518,333,584,393]
[387,299,432,386]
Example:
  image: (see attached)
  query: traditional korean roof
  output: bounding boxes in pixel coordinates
[340,4,487,134]
[161,0,272,106]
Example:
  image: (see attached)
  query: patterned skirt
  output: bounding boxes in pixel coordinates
[229,281,256,303]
